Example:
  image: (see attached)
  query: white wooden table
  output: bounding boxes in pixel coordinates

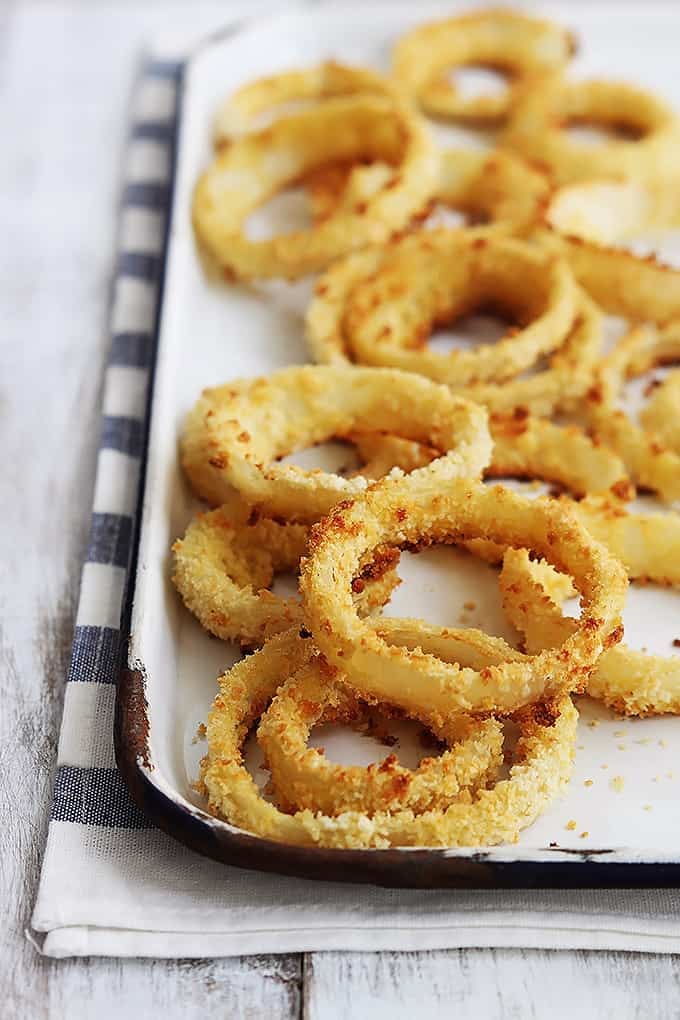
[2,1,680,1016]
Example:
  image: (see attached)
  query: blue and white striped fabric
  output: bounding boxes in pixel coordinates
[50,61,182,832]
[34,59,178,877]
[31,49,680,962]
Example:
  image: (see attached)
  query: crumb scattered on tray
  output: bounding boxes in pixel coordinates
[584,779,593,787]
[192,722,207,744]
[610,775,625,793]
[565,819,577,831]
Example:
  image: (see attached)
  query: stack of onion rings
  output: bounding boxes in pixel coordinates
[182,10,680,852]
[201,627,578,848]
[300,473,626,723]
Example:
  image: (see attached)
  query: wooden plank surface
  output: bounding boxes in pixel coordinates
[1,2,679,1018]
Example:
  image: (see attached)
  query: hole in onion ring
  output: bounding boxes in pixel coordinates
[307,712,437,771]
[623,583,680,655]
[444,64,509,101]
[561,118,646,145]
[382,544,519,644]
[279,438,362,476]
[426,312,510,354]
[245,185,313,240]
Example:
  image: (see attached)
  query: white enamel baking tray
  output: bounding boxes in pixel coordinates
[116,3,680,887]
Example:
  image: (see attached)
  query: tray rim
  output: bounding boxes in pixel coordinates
[114,5,680,890]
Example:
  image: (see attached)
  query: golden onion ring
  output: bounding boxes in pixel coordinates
[307,149,549,238]
[300,473,627,721]
[354,414,632,571]
[352,413,631,494]
[180,365,492,523]
[193,95,438,280]
[640,369,680,454]
[465,292,603,416]
[202,628,577,848]
[500,548,680,717]
[566,495,680,588]
[171,494,399,648]
[213,62,397,144]
[586,324,680,503]
[393,9,575,123]
[503,77,680,186]
[258,651,504,816]
[306,230,578,386]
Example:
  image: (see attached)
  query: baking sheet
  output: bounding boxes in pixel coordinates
[123,3,680,882]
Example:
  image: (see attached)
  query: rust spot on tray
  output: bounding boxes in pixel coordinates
[118,662,152,769]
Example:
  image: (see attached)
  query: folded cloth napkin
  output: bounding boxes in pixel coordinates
[31,51,680,961]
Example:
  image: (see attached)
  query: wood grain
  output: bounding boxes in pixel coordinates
[304,950,680,1020]
[2,3,680,1019]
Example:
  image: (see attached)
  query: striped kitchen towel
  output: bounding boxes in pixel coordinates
[31,41,680,962]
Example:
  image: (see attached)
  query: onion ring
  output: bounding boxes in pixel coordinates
[307,149,549,238]
[503,78,680,186]
[542,237,680,324]
[193,95,438,280]
[306,230,578,386]
[180,365,492,522]
[542,176,680,320]
[393,9,575,123]
[202,628,577,847]
[300,473,627,720]
[500,548,680,717]
[171,494,400,648]
[351,410,631,495]
[640,369,680,454]
[586,324,680,503]
[352,414,631,580]
[213,62,397,144]
[258,651,504,816]
[566,495,680,588]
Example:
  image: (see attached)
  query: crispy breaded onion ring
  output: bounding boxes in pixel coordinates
[463,292,603,416]
[181,365,492,522]
[542,236,680,324]
[306,231,578,386]
[258,651,504,816]
[307,149,549,238]
[586,324,680,503]
[503,78,680,186]
[566,495,680,587]
[353,414,632,569]
[544,175,680,244]
[193,95,438,280]
[500,548,680,717]
[487,414,631,498]
[352,412,631,494]
[202,628,577,847]
[171,495,399,648]
[640,370,680,454]
[540,179,680,323]
[213,62,396,144]
[393,9,575,123]
[300,473,627,720]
